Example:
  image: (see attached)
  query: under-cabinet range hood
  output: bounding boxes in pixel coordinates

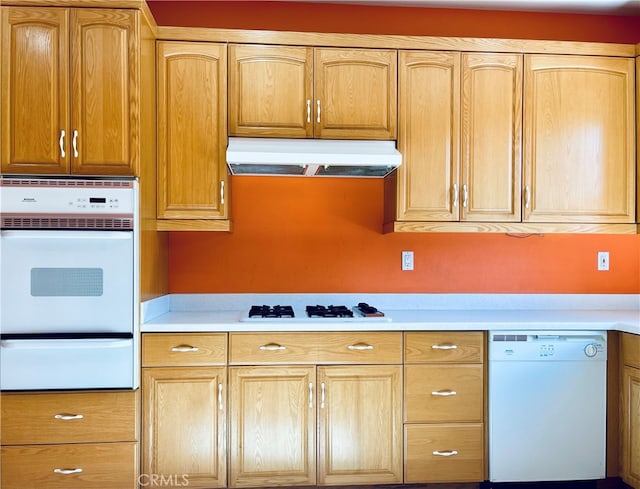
[226,137,402,177]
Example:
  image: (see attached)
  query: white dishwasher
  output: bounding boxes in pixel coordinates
[488,330,607,483]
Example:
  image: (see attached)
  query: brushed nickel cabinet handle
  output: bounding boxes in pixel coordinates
[54,468,83,475]
[452,183,459,208]
[220,180,225,205]
[347,343,374,351]
[171,344,199,352]
[525,185,531,209]
[431,389,457,397]
[306,99,311,123]
[463,184,468,208]
[316,99,321,123]
[308,382,313,408]
[433,450,458,457]
[432,344,458,350]
[59,130,66,158]
[218,383,223,410]
[320,382,325,408]
[54,413,83,420]
[259,343,286,351]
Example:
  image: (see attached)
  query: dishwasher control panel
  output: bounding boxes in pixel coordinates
[489,331,607,361]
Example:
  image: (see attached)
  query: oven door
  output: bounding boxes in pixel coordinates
[0,335,134,390]
[1,230,133,333]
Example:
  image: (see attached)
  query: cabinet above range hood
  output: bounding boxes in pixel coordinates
[226,137,402,177]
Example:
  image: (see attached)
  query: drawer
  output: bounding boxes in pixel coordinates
[404,364,483,422]
[404,424,484,483]
[142,333,227,366]
[621,333,640,368]
[229,332,402,365]
[1,391,136,445]
[405,331,484,363]
[1,442,138,489]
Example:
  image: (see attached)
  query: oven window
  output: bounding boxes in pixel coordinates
[30,268,104,296]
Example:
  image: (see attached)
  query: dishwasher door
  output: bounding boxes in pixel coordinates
[488,331,607,483]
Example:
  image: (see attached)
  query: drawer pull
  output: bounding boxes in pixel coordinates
[54,468,83,475]
[431,389,457,397]
[54,413,84,420]
[432,344,458,350]
[348,343,374,351]
[259,343,286,351]
[433,450,458,457]
[171,344,199,352]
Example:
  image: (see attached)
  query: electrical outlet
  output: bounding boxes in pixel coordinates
[597,251,609,271]
[402,251,414,271]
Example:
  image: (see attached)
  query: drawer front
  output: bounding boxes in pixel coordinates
[1,391,136,445]
[1,442,138,489]
[405,424,484,483]
[142,333,227,366]
[405,365,483,422]
[621,332,640,368]
[229,332,402,365]
[405,332,484,363]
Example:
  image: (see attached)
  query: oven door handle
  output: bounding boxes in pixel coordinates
[1,230,131,240]
[0,339,132,349]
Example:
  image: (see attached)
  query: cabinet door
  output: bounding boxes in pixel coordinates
[317,365,402,485]
[523,55,635,223]
[142,367,227,489]
[461,53,522,222]
[621,365,640,488]
[397,51,461,221]
[229,366,316,488]
[314,48,397,139]
[70,9,137,176]
[1,7,70,174]
[157,41,228,220]
[228,44,313,137]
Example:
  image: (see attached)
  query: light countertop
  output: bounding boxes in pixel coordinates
[141,294,640,335]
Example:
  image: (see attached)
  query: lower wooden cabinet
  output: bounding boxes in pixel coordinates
[1,442,137,489]
[0,390,138,489]
[620,333,640,489]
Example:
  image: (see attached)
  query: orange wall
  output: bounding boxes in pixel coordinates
[150,1,640,294]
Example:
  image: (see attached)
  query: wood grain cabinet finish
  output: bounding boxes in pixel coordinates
[228,332,403,487]
[523,55,636,224]
[403,331,485,483]
[621,333,640,489]
[0,390,138,489]
[142,333,228,488]
[396,51,522,223]
[1,7,139,176]
[228,44,397,139]
[156,41,229,229]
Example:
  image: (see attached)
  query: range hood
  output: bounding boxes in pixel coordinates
[226,137,402,177]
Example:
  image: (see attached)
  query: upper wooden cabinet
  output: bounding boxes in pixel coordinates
[156,41,229,230]
[1,7,139,176]
[523,55,635,224]
[396,51,522,223]
[228,44,397,140]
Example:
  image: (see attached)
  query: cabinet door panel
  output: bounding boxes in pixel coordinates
[318,365,402,485]
[1,7,69,174]
[70,9,137,175]
[142,367,227,488]
[462,53,522,222]
[315,48,397,139]
[524,55,635,223]
[157,41,227,219]
[397,51,460,221]
[621,365,640,487]
[229,44,313,137]
[229,366,316,488]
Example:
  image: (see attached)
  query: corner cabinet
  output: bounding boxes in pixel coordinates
[523,55,636,224]
[228,44,397,140]
[142,333,228,488]
[620,333,640,489]
[1,7,139,176]
[156,41,230,231]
